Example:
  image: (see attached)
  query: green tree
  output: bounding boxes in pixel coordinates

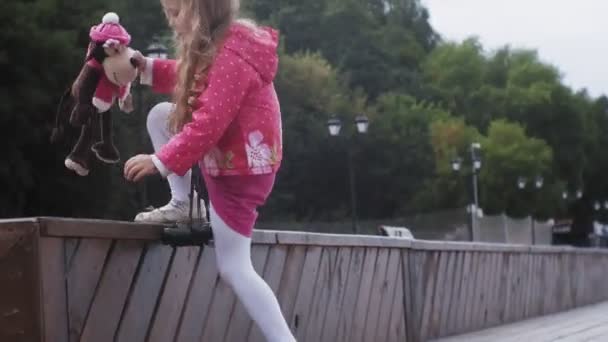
[357,93,449,217]
[425,117,482,210]
[263,52,368,220]
[246,0,437,98]
[479,119,554,217]
[0,0,111,218]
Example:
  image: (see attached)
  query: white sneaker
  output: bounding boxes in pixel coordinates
[134,197,207,224]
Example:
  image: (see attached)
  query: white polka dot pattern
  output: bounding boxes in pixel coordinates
[154,23,283,177]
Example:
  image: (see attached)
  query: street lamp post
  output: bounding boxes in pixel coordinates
[517,175,544,244]
[327,114,369,234]
[146,42,169,59]
[452,142,482,241]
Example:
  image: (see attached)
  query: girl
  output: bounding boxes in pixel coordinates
[124,0,295,340]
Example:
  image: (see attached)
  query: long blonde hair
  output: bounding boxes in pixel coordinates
[161,0,240,132]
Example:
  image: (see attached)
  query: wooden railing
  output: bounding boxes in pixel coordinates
[1,217,608,342]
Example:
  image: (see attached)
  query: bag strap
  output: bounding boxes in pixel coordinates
[160,163,213,247]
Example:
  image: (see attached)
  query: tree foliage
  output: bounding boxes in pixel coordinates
[2,0,606,240]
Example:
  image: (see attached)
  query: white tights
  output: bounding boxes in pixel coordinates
[147,102,191,203]
[147,103,295,342]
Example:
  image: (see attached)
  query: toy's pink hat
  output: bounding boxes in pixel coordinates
[89,13,131,45]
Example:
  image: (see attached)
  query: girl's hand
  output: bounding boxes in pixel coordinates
[124,154,158,182]
[130,50,147,73]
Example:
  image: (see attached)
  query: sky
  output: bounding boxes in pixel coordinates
[422,0,608,98]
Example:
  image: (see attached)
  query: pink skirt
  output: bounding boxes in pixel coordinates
[203,172,276,237]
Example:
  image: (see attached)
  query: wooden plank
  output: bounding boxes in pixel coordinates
[553,254,564,313]
[482,252,498,326]
[387,250,406,342]
[374,248,402,342]
[361,247,391,342]
[0,223,40,342]
[463,252,481,332]
[488,253,505,326]
[446,295,607,342]
[274,246,307,332]
[318,247,353,342]
[522,253,535,319]
[0,218,38,225]
[303,247,340,341]
[541,255,552,315]
[510,252,522,321]
[334,247,367,342]
[523,254,537,318]
[506,253,522,322]
[484,253,501,326]
[401,249,412,341]
[479,253,495,327]
[571,255,581,306]
[66,238,113,342]
[38,237,65,342]
[534,254,546,317]
[28,217,608,254]
[174,246,218,342]
[469,252,488,331]
[439,251,458,336]
[582,254,590,305]
[224,245,270,342]
[502,253,514,324]
[114,244,173,342]
[434,301,608,342]
[201,268,238,341]
[511,253,526,322]
[39,217,162,240]
[562,253,574,310]
[451,251,471,335]
[549,254,560,314]
[406,250,430,342]
[452,252,473,333]
[558,254,569,310]
[274,230,412,248]
[446,252,464,335]
[80,240,145,342]
[531,254,544,316]
[520,252,533,319]
[418,251,440,341]
[347,248,379,342]
[562,253,573,311]
[568,253,578,309]
[428,251,449,339]
[411,240,529,253]
[588,254,597,303]
[147,246,200,342]
[64,238,80,271]
[204,247,278,342]
[289,246,323,339]
[248,245,289,341]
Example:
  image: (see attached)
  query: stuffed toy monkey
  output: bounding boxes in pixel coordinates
[52,12,138,176]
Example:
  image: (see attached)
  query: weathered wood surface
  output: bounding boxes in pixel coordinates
[432,301,608,342]
[4,222,42,342]
[3,218,608,342]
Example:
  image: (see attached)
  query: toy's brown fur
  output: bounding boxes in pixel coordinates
[52,42,137,176]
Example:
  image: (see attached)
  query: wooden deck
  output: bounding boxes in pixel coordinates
[433,301,608,341]
[2,217,608,342]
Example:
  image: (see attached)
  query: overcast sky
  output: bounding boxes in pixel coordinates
[422,0,608,98]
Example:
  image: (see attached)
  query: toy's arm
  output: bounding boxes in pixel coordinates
[69,60,103,126]
[140,58,177,94]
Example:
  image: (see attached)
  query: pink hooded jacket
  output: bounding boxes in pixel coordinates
[145,23,282,178]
